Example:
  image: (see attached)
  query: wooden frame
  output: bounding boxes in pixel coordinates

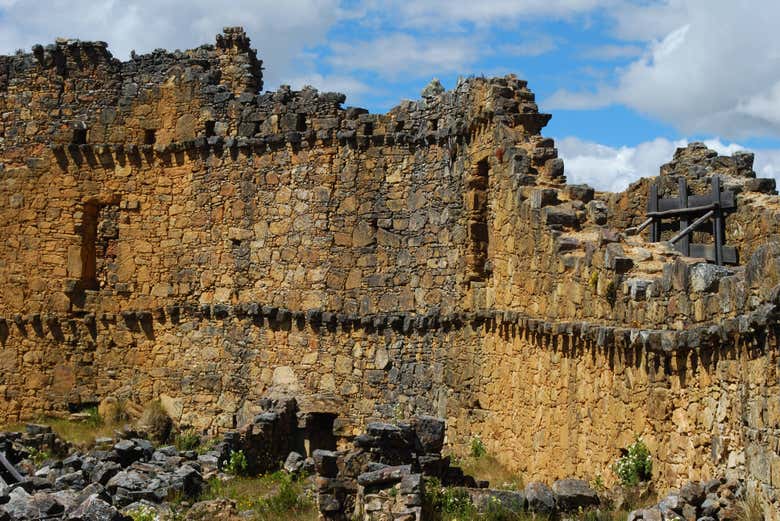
[645,176,737,265]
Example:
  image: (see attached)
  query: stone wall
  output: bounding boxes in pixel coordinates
[1,27,779,517]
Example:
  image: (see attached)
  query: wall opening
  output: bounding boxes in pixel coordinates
[80,203,99,290]
[72,127,87,144]
[465,159,490,281]
[303,413,337,456]
[144,129,157,145]
[205,121,216,137]
[79,201,120,290]
[295,113,307,132]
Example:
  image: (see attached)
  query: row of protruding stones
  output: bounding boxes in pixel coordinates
[40,80,551,158]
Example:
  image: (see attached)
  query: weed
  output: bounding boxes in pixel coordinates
[101,397,129,425]
[255,472,312,516]
[224,449,248,476]
[425,477,477,519]
[196,436,218,455]
[174,429,201,452]
[736,489,766,521]
[589,271,599,292]
[613,438,652,486]
[25,446,53,466]
[140,400,173,444]
[84,406,102,428]
[470,435,487,459]
[592,474,605,492]
[455,452,523,491]
[202,472,316,521]
[126,504,158,521]
[580,509,630,521]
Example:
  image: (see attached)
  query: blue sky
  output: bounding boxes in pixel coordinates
[2,0,780,191]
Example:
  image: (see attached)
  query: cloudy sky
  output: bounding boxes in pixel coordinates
[2,0,779,191]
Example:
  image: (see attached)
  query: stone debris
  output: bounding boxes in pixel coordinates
[314,416,603,520]
[628,478,754,521]
[0,426,203,520]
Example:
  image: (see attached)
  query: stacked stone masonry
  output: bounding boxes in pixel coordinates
[1,28,779,517]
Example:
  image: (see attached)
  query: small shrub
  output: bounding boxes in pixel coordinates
[470,435,487,459]
[202,472,316,520]
[102,398,129,425]
[127,504,158,521]
[85,406,103,428]
[589,271,599,292]
[592,474,605,492]
[737,489,765,521]
[26,446,53,466]
[225,449,248,476]
[174,429,201,452]
[424,477,477,519]
[140,400,173,443]
[257,472,311,514]
[613,438,652,486]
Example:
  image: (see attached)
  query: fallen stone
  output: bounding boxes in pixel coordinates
[690,263,731,292]
[411,416,445,454]
[312,450,339,478]
[469,488,526,513]
[552,478,598,511]
[67,494,130,520]
[679,481,705,506]
[525,481,555,513]
[283,451,305,474]
[357,465,410,487]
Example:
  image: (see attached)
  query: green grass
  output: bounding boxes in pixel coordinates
[452,451,524,491]
[201,471,317,521]
[1,416,118,448]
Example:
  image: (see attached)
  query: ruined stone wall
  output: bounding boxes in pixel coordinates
[454,323,780,489]
[1,28,779,513]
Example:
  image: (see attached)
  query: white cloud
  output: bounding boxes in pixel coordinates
[580,44,643,61]
[328,33,480,79]
[547,0,780,139]
[284,73,372,97]
[557,136,780,192]
[392,0,614,28]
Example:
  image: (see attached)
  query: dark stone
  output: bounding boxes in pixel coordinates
[700,496,719,517]
[318,493,340,512]
[679,481,705,506]
[113,440,143,467]
[357,465,410,487]
[525,482,555,513]
[658,493,684,517]
[411,416,445,454]
[67,494,129,520]
[543,205,580,228]
[284,451,305,474]
[531,189,559,209]
[566,184,595,203]
[469,489,526,513]
[552,478,598,511]
[312,450,339,478]
[54,470,86,490]
[171,464,202,497]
